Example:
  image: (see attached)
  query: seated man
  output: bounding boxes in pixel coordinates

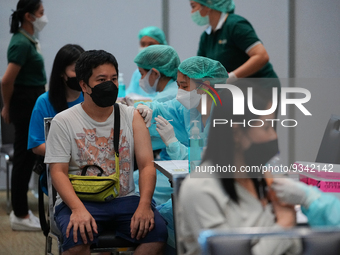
[44,50,167,255]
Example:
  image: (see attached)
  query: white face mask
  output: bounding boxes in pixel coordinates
[139,47,146,53]
[139,69,160,94]
[176,88,202,109]
[32,14,48,32]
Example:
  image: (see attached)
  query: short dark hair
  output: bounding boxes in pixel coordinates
[10,0,42,33]
[75,50,119,85]
[49,44,85,113]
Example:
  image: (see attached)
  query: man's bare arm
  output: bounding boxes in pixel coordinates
[131,109,156,240]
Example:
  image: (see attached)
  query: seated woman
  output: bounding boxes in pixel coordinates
[178,86,302,255]
[28,44,84,155]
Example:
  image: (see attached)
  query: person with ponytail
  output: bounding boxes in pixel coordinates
[178,85,301,255]
[1,0,48,231]
[28,44,85,156]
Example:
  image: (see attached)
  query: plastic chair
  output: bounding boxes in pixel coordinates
[199,227,340,255]
[43,117,137,255]
[0,78,15,214]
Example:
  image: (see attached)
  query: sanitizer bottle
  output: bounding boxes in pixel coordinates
[118,73,126,98]
[189,120,203,171]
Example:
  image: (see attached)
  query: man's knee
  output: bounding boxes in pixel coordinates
[62,244,91,255]
[135,242,165,255]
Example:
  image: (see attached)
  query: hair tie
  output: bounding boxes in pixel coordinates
[12,8,23,14]
[11,9,19,19]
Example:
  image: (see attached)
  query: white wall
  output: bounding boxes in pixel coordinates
[295,0,340,78]
[293,0,340,162]
[0,1,16,77]
[40,0,162,86]
[0,0,163,85]
[168,0,203,62]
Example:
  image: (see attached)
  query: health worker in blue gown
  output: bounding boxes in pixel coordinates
[126,26,168,98]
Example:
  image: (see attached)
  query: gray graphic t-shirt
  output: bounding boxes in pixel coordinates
[45,103,136,206]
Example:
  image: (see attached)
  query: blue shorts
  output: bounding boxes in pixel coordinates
[55,195,168,252]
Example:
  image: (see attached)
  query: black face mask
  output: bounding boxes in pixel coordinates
[65,77,82,91]
[244,139,279,168]
[87,81,118,108]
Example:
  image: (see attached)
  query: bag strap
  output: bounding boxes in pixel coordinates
[113,103,120,156]
[114,103,120,174]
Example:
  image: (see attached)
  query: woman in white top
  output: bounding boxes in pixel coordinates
[178,84,301,255]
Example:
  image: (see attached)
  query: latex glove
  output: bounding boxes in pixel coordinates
[136,104,153,128]
[226,72,238,84]
[271,178,320,208]
[155,115,178,146]
[121,96,134,106]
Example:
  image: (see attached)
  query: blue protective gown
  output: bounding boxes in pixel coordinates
[301,186,340,227]
[137,98,211,159]
[151,79,178,103]
[133,83,183,207]
[134,97,211,202]
[135,98,212,250]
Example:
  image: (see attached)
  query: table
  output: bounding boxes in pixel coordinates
[154,160,189,186]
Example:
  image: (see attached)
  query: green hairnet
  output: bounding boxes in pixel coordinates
[138,26,168,45]
[134,45,180,80]
[178,56,228,83]
[193,0,235,13]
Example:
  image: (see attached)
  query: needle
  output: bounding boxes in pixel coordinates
[151,119,173,124]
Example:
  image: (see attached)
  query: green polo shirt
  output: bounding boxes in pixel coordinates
[198,13,277,79]
[7,31,46,86]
